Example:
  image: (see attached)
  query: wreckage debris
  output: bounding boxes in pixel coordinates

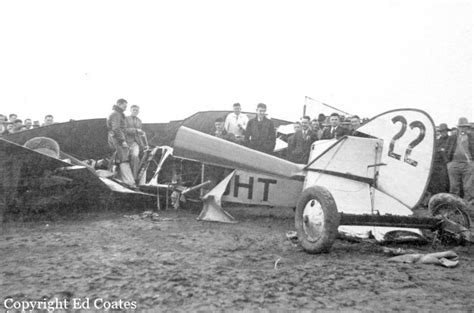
[285,231,299,245]
[387,250,459,268]
[123,211,175,222]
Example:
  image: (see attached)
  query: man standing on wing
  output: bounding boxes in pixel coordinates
[107,98,135,187]
[245,103,276,154]
[125,104,146,182]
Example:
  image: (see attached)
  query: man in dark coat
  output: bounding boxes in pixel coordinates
[320,112,349,140]
[245,103,276,154]
[427,123,451,195]
[348,115,362,136]
[310,119,323,140]
[445,117,474,202]
[287,116,319,164]
[107,98,135,186]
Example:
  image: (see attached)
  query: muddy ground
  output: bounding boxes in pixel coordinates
[1,205,473,312]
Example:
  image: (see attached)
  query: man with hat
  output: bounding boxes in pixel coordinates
[427,123,451,195]
[445,117,474,202]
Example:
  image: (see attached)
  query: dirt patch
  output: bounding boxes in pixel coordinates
[1,206,473,311]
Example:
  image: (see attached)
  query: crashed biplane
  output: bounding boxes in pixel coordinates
[171,109,473,253]
[1,109,471,254]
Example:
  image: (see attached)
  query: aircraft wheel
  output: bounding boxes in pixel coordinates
[428,193,472,229]
[295,186,340,254]
[24,137,60,159]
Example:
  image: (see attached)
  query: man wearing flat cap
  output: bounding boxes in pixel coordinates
[445,117,474,203]
[428,123,451,194]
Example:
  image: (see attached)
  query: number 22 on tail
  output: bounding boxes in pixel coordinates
[388,115,426,167]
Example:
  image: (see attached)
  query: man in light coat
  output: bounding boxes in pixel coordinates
[225,103,249,143]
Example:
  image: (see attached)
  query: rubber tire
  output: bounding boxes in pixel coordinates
[24,137,60,159]
[428,193,472,228]
[295,186,340,254]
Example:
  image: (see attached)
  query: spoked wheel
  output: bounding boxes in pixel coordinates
[428,193,472,244]
[295,186,340,253]
[428,193,471,228]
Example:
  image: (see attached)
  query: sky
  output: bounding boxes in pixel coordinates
[0,0,471,126]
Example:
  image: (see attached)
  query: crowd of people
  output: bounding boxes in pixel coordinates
[210,102,365,163]
[0,113,55,135]
[428,118,474,204]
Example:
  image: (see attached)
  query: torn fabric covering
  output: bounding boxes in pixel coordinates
[198,170,236,223]
[388,250,459,268]
[276,124,296,135]
[274,137,288,152]
[202,170,235,207]
[338,226,425,243]
[99,177,153,196]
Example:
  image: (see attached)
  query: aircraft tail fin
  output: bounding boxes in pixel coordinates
[357,109,435,209]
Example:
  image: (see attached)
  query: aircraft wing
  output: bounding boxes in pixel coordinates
[0,138,72,177]
[0,138,154,199]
